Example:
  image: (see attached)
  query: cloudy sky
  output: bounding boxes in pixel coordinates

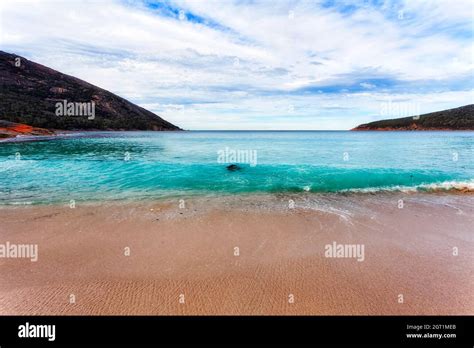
[0,0,473,129]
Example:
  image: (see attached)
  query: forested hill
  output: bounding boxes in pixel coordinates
[352,104,473,131]
[0,51,181,131]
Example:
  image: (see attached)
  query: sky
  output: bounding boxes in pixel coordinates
[0,0,473,130]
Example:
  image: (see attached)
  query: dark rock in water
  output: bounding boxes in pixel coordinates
[226,164,241,171]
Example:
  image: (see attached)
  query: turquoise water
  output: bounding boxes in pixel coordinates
[0,131,473,204]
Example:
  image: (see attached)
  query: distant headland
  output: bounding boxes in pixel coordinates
[352,104,474,131]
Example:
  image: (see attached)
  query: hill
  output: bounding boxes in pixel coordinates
[352,104,473,131]
[0,51,181,131]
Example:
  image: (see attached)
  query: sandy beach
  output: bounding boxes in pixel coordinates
[0,193,472,315]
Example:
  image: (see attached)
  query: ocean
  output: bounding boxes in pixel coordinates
[0,131,472,204]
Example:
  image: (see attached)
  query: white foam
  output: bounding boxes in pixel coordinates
[340,180,474,194]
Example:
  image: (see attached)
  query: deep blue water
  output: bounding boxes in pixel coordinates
[0,131,472,204]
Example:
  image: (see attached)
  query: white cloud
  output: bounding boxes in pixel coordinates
[360,82,375,89]
[0,0,472,129]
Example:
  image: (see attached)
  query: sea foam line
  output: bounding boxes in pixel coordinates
[340,180,474,193]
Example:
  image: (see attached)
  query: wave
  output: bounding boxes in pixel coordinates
[338,180,474,194]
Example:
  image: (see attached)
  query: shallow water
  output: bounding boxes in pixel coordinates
[0,131,472,204]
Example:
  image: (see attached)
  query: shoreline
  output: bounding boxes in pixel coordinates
[1,128,473,144]
[0,129,187,143]
[0,192,473,315]
[1,186,472,207]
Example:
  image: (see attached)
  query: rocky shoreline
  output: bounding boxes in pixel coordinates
[0,120,55,139]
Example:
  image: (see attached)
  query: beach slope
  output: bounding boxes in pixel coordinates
[0,193,472,315]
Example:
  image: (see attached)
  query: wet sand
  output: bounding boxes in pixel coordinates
[0,193,473,315]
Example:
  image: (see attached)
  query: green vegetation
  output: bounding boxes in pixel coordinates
[353,104,473,130]
[0,51,181,131]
